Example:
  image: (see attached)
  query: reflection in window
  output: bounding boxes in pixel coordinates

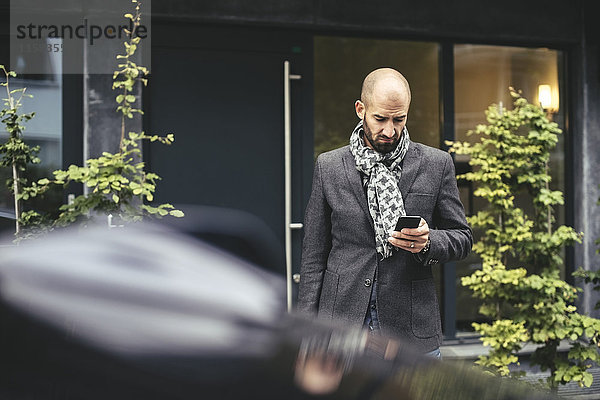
[453,44,565,332]
[314,36,440,158]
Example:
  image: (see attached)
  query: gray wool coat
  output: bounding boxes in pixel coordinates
[297,142,472,352]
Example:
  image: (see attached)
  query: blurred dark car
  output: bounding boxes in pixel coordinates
[0,214,557,399]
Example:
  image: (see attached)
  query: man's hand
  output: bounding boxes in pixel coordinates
[388,218,429,254]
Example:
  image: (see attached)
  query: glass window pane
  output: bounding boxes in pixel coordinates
[0,39,63,234]
[314,36,440,158]
[453,44,565,332]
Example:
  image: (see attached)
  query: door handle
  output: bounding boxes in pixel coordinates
[284,60,302,312]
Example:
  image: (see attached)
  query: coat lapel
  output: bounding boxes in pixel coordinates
[342,148,374,230]
[398,143,422,200]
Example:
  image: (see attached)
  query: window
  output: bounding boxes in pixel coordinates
[314,36,440,158]
[453,44,565,331]
[0,39,63,233]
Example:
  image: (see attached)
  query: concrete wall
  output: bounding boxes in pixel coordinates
[152,0,583,45]
[573,2,600,316]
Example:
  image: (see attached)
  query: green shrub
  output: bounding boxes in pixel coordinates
[19,0,182,238]
[448,89,600,390]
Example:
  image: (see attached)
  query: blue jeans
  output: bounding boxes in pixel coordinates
[364,282,380,333]
[424,347,442,359]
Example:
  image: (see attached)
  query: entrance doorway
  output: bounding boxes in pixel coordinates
[147,23,313,301]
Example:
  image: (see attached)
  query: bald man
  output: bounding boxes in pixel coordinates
[298,68,472,357]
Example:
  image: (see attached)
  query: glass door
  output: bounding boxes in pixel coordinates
[147,24,312,299]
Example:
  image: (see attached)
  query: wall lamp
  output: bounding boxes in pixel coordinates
[538,84,559,114]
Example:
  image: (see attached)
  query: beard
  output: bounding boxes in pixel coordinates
[362,119,401,154]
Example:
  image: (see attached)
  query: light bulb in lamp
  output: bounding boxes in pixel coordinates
[538,84,559,113]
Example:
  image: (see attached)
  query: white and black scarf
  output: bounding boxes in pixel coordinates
[349,121,411,259]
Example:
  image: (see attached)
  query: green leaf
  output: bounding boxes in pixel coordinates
[583,373,593,387]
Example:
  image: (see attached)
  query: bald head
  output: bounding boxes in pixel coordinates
[360,68,411,109]
[354,68,411,153]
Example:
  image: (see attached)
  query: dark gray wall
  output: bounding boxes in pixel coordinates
[0,0,585,46]
[153,0,584,45]
[572,1,600,316]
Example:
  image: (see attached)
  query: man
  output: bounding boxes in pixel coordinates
[297,68,472,355]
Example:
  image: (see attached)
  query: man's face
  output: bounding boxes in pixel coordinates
[355,86,409,154]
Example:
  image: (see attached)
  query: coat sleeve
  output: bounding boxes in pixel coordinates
[418,152,473,265]
[297,156,332,315]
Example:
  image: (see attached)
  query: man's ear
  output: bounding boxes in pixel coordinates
[355,100,365,120]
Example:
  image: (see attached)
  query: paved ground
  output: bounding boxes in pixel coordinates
[521,368,600,399]
[441,338,600,399]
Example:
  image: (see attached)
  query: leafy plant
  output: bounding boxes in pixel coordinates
[0,65,38,235]
[448,88,600,391]
[21,0,182,234]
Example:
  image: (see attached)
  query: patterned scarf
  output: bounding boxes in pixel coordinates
[349,120,411,259]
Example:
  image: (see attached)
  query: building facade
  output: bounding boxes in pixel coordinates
[1,0,599,338]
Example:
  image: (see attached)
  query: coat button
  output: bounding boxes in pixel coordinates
[364,278,372,287]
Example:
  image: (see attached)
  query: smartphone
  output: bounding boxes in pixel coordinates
[394,215,421,231]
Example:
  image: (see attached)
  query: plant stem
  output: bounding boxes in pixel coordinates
[118,3,142,151]
[120,89,126,150]
[545,161,552,236]
[4,69,21,233]
[549,339,559,393]
[12,163,20,234]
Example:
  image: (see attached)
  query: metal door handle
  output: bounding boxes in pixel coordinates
[284,60,302,312]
